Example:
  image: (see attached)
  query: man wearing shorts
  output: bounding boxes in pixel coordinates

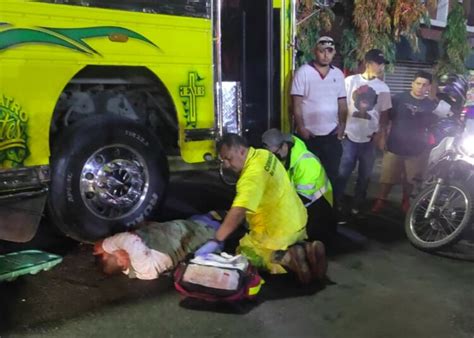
[372,71,438,214]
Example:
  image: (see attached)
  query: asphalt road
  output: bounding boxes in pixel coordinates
[1,169,474,338]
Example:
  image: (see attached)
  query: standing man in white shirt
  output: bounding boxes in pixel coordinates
[336,49,392,215]
[291,36,348,192]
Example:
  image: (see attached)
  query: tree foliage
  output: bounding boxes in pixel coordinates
[296,1,335,65]
[436,3,470,77]
[342,0,430,72]
[340,28,358,71]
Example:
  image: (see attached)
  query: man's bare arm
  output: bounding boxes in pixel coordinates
[292,96,312,140]
[215,206,246,241]
[374,109,390,150]
[379,109,390,133]
[337,97,348,140]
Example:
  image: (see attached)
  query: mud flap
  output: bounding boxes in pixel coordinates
[0,250,62,282]
[0,195,46,243]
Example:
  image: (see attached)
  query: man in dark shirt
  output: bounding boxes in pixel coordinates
[372,71,438,213]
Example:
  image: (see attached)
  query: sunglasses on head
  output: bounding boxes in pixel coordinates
[318,40,334,46]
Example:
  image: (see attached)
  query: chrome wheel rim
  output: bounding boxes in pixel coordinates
[80,144,149,220]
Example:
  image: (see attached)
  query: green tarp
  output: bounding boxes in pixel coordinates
[0,250,62,282]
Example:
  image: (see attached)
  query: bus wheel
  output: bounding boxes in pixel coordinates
[48,115,169,243]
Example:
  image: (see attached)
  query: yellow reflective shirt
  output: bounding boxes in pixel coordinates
[232,147,308,250]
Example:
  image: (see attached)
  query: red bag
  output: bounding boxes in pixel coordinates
[174,262,264,302]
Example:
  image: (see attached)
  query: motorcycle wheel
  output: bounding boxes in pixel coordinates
[48,115,169,243]
[405,181,472,251]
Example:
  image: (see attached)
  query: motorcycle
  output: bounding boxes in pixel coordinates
[405,75,474,251]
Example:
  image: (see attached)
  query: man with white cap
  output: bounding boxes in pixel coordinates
[262,128,336,245]
[291,36,347,193]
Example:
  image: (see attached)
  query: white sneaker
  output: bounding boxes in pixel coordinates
[350,208,360,215]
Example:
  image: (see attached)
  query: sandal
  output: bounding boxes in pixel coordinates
[305,241,327,281]
[287,244,311,284]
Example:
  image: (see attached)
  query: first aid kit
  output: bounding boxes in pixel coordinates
[174,253,264,302]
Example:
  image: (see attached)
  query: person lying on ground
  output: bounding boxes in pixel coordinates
[93,211,223,280]
[195,133,327,284]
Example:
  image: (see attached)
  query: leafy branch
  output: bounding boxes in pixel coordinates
[435,3,470,77]
[296,0,336,65]
[342,0,430,72]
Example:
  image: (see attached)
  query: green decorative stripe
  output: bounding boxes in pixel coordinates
[0,25,159,54]
[0,28,88,53]
[44,26,159,53]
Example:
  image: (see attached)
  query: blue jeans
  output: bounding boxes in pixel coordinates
[336,138,376,204]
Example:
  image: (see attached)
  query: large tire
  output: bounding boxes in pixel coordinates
[405,181,472,251]
[48,115,169,243]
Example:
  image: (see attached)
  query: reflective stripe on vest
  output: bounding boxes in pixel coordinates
[293,151,329,206]
[289,136,331,206]
[304,178,330,207]
[299,152,317,161]
[296,183,316,191]
[248,278,265,296]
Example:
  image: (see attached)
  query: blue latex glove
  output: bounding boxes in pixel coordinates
[195,239,224,257]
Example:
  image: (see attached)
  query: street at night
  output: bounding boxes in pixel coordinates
[1,168,473,337]
[2,0,474,337]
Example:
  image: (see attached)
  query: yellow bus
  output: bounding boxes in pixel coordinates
[0,0,296,243]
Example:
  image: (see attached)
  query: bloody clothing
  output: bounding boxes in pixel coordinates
[136,219,215,266]
[101,219,216,280]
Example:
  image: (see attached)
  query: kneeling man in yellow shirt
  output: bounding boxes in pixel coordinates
[195,133,327,284]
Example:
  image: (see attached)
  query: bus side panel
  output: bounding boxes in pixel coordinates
[0,60,81,167]
[147,65,215,163]
[279,0,296,133]
[0,1,215,168]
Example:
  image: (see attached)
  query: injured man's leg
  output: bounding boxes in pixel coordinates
[93,211,224,280]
